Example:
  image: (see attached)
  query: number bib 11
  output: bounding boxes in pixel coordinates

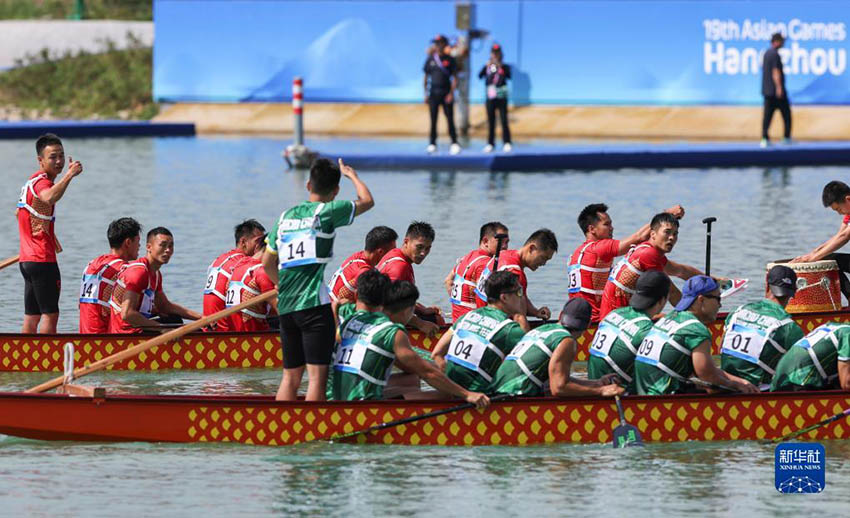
[721,323,767,364]
[635,329,667,365]
[589,323,618,359]
[278,230,318,269]
[447,329,491,374]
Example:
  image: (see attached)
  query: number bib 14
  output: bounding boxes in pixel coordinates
[447,329,491,373]
[589,323,618,359]
[278,230,318,269]
[721,323,767,364]
[635,329,667,365]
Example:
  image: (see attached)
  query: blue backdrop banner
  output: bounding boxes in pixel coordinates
[153,0,850,104]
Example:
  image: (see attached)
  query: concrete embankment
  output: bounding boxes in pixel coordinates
[154,103,850,140]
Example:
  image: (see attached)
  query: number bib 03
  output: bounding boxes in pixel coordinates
[447,329,492,374]
[635,329,667,365]
[721,323,767,364]
[589,322,618,359]
[279,230,318,269]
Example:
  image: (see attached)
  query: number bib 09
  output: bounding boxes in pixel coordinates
[589,323,618,359]
[278,230,318,269]
[721,323,767,364]
[447,329,490,372]
[203,267,217,294]
[635,329,667,365]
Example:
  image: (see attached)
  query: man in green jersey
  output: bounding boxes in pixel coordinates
[721,265,804,387]
[331,270,490,407]
[771,323,850,392]
[634,275,758,395]
[263,158,374,401]
[491,298,624,397]
[431,271,528,391]
[587,270,671,393]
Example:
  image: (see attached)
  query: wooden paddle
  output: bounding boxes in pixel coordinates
[770,406,850,443]
[612,394,643,447]
[26,290,277,394]
[319,393,514,443]
[0,254,20,271]
[702,217,716,275]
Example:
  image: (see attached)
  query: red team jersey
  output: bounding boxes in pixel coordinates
[225,256,276,332]
[449,249,491,321]
[328,250,372,302]
[599,242,668,319]
[17,172,57,263]
[568,239,620,322]
[109,257,163,334]
[377,248,415,284]
[79,253,125,333]
[202,249,246,319]
[474,249,527,308]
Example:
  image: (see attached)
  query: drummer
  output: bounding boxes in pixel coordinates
[791,180,850,301]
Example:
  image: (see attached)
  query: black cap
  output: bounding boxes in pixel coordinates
[559,298,592,331]
[768,265,797,297]
[630,271,672,310]
[432,34,448,44]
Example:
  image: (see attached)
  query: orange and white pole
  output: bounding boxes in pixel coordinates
[292,77,304,146]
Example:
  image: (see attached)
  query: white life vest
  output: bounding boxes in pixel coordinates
[328,256,369,302]
[721,312,793,376]
[110,261,158,318]
[794,325,850,382]
[225,264,271,319]
[204,252,244,301]
[333,320,397,386]
[450,253,490,308]
[635,318,701,381]
[17,173,55,222]
[277,203,333,269]
[79,258,124,307]
[447,318,513,383]
[589,313,651,383]
[504,328,566,388]
[608,243,651,295]
[568,241,610,296]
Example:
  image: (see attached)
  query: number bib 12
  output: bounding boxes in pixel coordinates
[447,328,491,373]
[278,230,318,269]
[225,282,243,307]
[589,323,618,359]
[635,329,667,365]
[721,323,767,364]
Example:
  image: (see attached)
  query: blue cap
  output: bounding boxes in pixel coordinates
[674,275,718,311]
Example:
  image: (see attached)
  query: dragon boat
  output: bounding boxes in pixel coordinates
[2,309,849,372]
[0,389,847,446]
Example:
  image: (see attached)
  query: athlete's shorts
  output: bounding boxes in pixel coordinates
[279,304,335,368]
[20,261,61,315]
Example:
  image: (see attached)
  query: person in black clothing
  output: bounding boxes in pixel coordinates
[423,34,460,155]
[761,32,791,147]
[479,43,512,153]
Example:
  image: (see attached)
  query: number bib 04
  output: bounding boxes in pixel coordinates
[635,329,667,365]
[589,323,618,359]
[279,230,318,269]
[721,323,767,364]
[447,329,491,373]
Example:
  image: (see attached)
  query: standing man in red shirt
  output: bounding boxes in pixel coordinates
[109,227,202,333]
[445,221,509,322]
[568,203,684,322]
[378,221,441,335]
[202,219,266,330]
[78,217,141,334]
[599,213,702,320]
[17,133,82,334]
[328,225,398,303]
[474,229,558,328]
[225,249,278,332]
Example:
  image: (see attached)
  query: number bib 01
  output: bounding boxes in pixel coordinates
[721,323,767,364]
[447,329,491,373]
[278,230,318,269]
[589,322,618,359]
[635,329,667,365]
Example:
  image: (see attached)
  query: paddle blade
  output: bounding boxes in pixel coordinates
[612,423,643,448]
[721,278,749,299]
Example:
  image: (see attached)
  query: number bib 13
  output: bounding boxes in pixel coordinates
[635,329,667,365]
[447,329,490,372]
[278,230,318,269]
[721,323,767,364]
[589,323,618,359]
[567,264,581,294]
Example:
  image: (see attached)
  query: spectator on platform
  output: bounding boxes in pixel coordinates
[761,32,791,147]
[479,43,512,153]
[423,34,461,156]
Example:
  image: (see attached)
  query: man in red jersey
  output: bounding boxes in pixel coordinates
[444,221,509,321]
[17,133,82,334]
[599,212,702,320]
[377,221,442,336]
[474,229,558,328]
[78,218,141,333]
[328,225,398,303]
[109,227,201,333]
[224,249,278,332]
[202,219,266,330]
[568,203,683,322]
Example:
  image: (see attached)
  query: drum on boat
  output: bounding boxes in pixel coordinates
[766,260,841,313]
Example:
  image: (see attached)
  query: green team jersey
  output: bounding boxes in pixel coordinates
[634,310,711,395]
[490,323,572,396]
[720,299,803,385]
[266,200,356,314]
[771,324,850,391]
[587,306,653,393]
[331,307,405,400]
[444,306,526,392]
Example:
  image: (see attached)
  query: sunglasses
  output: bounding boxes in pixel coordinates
[702,294,722,306]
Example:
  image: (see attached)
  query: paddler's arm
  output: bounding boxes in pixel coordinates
[394,330,489,409]
[409,313,439,337]
[839,360,850,391]
[667,283,682,306]
[664,260,701,281]
[524,295,550,321]
[154,291,202,321]
[37,158,82,205]
[692,341,759,393]
[792,223,850,263]
[430,328,453,371]
[120,291,161,330]
[549,338,624,397]
[338,159,374,217]
[617,205,685,255]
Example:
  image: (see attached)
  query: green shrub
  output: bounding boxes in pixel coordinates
[0,0,152,20]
